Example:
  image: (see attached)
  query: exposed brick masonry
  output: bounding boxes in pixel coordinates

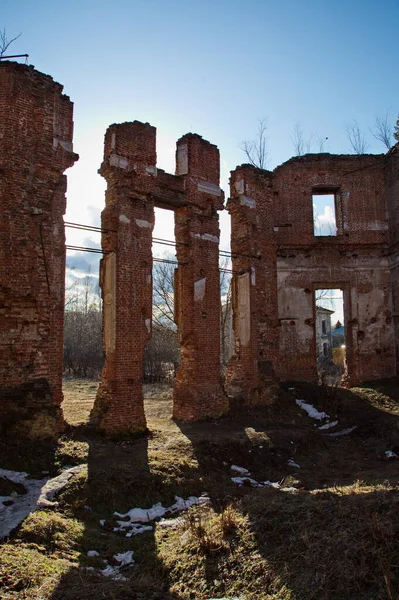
[91,123,227,435]
[1,60,397,437]
[228,151,398,392]
[0,61,77,437]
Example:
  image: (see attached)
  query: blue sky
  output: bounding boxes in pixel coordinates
[3,0,398,273]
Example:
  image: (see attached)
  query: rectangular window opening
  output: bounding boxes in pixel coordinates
[312,191,338,236]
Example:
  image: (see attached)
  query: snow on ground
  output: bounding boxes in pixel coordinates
[230,465,250,475]
[385,450,398,459]
[158,516,182,529]
[327,426,357,438]
[319,420,339,430]
[296,399,329,421]
[0,465,86,539]
[231,474,297,493]
[287,459,300,468]
[100,550,135,581]
[112,495,211,536]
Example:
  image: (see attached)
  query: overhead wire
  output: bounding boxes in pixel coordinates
[65,221,259,260]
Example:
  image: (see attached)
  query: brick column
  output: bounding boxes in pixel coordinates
[0,62,77,438]
[173,134,228,420]
[225,165,279,404]
[91,122,156,435]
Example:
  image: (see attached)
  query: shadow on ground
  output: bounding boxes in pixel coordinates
[1,379,398,599]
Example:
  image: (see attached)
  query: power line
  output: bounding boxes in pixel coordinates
[66,245,107,254]
[65,221,260,260]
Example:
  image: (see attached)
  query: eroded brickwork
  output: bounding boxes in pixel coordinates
[173,135,228,419]
[91,122,156,434]
[92,122,227,434]
[228,150,399,391]
[225,166,280,404]
[386,146,399,373]
[0,61,77,437]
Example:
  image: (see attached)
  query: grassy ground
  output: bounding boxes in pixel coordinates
[1,378,399,599]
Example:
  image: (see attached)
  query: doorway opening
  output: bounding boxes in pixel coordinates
[314,288,345,385]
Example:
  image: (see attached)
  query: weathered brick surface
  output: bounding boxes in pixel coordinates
[225,165,279,404]
[173,134,228,419]
[228,151,398,391]
[0,61,77,437]
[386,146,399,374]
[92,123,227,434]
[91,122,156,434]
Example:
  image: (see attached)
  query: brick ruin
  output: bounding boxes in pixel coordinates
[227,151,399,400]
[0,61,77,437]
[0,61,398,437]
[90,121,228,434]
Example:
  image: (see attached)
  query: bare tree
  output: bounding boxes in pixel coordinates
[371,113,393,150]
[345,120,369,154]
[317,136,329,152]
[291,122,313,156]
[64,273,103,377]
[394,114,399,142]
[152,260,176,330]
[240,118,269,169]
[0,29,22,58]
[220,258,232,368]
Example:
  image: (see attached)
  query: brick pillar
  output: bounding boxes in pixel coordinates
[173,134,228,420]
[91,122,156,435]
[0,61,77,438]
[225,165,279,404]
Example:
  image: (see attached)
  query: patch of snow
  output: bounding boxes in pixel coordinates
[327,426,357,438]
[296,399,329,421]
[113,495,210,535]
[99,519,105,526]
[231,475,298,493]
[123,524,153,537]
[0,465,85,539]
[231,476,260,487]
[158,517,182,529]
[319,420,339,430]
[37,465,86,508]
[385,450,398,459]
[99,551,134,581]
[114,551,134,566]
[87,550,100,557]
[100,564,127,581]
[287,459,300,468]
[230,465,250,475]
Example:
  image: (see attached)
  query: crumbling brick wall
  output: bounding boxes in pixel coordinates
[92,122,227,435]
[228,152,398,391]
[91,121,156,435]
[173,134,228,419]
[386,145,399,373]
[225,165,280,404]
[0,61,77,437]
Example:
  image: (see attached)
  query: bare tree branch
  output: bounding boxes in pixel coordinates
[0,28,22,58]
[345,120,369,154]
[317,136,329,152]
[394,114,399,142]
[291,122,313,156]
[371,113,393,150]
[240,118,269,169]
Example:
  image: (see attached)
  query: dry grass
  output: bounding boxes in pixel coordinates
[0,378,398,599]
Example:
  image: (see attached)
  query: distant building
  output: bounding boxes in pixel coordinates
[315,306,334,357]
